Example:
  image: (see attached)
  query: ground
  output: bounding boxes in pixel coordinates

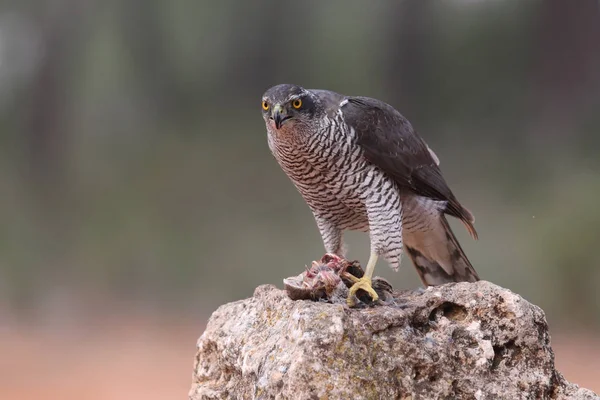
[0,315,598,399]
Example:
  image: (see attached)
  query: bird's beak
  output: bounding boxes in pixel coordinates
[272,104,288,129]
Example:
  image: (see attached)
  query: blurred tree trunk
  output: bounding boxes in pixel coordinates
[16,0,92,318]
[225,0,285,101]
[26,0,86,193]
[119,0,189,118]
[529,0,600,145]
[385,0,433,122]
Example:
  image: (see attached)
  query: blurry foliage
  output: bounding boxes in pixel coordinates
[0,0,599,327]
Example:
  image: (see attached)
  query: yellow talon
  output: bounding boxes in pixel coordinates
[342,272,360,283]
[346,276,379,306]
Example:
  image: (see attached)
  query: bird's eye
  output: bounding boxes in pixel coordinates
[262,101,269,111]
[292,99,302,109]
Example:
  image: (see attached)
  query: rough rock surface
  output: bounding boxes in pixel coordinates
[190,281,598,400]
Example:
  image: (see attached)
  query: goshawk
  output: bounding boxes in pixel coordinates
[261,84,479,306]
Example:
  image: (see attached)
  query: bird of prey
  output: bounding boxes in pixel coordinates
[261,84,479,306]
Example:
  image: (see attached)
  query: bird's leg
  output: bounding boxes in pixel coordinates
[346,251,379,306]
[346,198,402,306]
[314,214,345,257]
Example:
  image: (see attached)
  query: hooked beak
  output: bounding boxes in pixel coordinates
[272,105,291,129]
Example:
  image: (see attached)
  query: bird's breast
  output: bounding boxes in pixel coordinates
[268,127,401,232]
[270,130,373,203]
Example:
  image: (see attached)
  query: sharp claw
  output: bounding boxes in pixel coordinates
[341,272,360,283]
[346,277,379,306]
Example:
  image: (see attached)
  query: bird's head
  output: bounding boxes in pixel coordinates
[261,84,320,133]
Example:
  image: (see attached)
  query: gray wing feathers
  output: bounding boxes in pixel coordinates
[341,96,478,240]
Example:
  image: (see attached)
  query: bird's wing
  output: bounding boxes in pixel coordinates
[342,96,477,239]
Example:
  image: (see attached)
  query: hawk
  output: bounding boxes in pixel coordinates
[261,84,479,306]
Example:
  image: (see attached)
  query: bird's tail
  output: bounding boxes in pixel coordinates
[402,196,479,286]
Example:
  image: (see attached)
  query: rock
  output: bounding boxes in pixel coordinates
[189,281,599,400]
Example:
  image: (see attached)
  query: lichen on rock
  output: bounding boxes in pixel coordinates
[190,281,599,400]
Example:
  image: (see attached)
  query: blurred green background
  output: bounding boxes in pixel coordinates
[1,1,599,398]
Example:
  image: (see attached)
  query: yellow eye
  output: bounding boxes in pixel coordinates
[292,99,302,109]
[262,101,269,111]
